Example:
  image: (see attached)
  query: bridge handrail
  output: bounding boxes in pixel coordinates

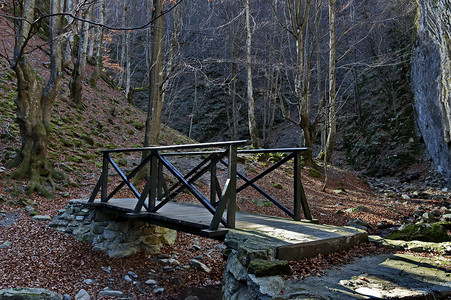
[89,141,313,231]
[100,140,248,154]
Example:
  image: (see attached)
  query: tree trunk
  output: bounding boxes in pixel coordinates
[324,0,336,163]
[143,0,165,147]
[70,6,90,105]
[9,0,66,197]
[118,0,127,87]
[89,0,105,86]
[294,0,315,164]
[245,0,258,148]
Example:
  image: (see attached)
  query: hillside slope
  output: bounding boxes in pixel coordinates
[1,5,450,299]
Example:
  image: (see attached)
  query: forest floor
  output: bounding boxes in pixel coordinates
[1,3,450,298]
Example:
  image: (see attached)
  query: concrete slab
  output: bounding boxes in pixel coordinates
[232,213,368,260]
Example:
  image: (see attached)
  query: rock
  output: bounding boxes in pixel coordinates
[0,288,63,299]
[124,275,133,282]
[401,194,411,200]
[386,223,450,243]
[190,259,211,273]
[333,188,346,194]
[127,271,138,279]
[355,205,372,213]
[247,274,285,298]
[377,220,393,229]
[191,244,201,251]
[153,287,164,294]
[33,215,52,221]
[63,295,71,300]
[24,206,38,216]
[442,214,451,221]
[101,266,111,274]
[0,241,11,249]
[421,212,437,223]
[75,289,90,300]
[412,0,451,186]
[347,219,374,231]
[83,279,94,285]
[247,259,291,277]
[98,289,124,297]
[145,279,157,286]
[155,258,180,266]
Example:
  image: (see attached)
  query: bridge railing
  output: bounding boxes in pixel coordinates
[88,141,313,231]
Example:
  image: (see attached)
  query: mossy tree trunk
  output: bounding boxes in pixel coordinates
[8,0,66,197]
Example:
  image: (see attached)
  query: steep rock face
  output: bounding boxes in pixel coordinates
[411,0,451,184]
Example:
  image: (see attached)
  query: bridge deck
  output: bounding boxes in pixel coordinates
[85,199,367,260]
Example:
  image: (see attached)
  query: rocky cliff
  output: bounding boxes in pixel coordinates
[411,0,451,184]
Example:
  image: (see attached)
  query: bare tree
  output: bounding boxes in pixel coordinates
[70,2,90,105]
[244,0,259,147]
[89,0,105,86]
[143,0,165,147]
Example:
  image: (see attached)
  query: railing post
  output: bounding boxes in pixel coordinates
[227,145,237,228]
[293,150,302,220]
[149,150,158,210]
[101,152,109,202]
[157,159,164,200]
[210,157,217,205]
[294,150,313,221]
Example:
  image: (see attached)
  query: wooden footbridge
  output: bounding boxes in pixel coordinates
[85,140,368,259]
[87,141,318,238]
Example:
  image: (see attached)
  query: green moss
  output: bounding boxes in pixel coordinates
[80,134,94,146]
[132,121,145,130]
[118,157,128,167]
[386,223,450,243]
[68,155,83,163]
[273,183,283,189]
[308,167,321,178]
[247,259,291,277]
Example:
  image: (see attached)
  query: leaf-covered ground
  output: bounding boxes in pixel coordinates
[1,3,450,298]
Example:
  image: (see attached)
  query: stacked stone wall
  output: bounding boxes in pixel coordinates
[49,200,176,258]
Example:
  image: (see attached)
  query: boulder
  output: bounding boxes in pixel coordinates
[0,288,63,299]
[247,259,291,277]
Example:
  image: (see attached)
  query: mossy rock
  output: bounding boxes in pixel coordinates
[386,223,450,243]
[308,167,321,178]
[247,259,291,277]
[68,155,83,163]
[0,288,63,299]
[273,183,283,189]
[132,121,145,130]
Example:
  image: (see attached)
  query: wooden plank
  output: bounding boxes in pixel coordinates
[88,175,102,202]
[108,156,140,199]
[234,153,294,192]
[209,179,230,230]
[102,140,248,154]
[238,147,308,154]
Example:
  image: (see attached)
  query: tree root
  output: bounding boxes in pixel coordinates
[9,157,76,198]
